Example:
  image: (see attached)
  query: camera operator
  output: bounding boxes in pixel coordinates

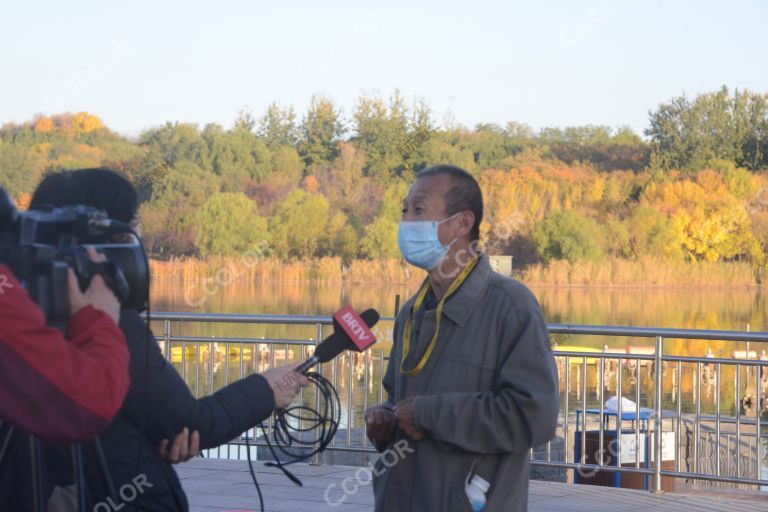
[0,247,128,442]
[33,168,309,511]
[0,247,130,510]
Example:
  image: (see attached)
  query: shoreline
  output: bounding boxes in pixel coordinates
[149,276,766,289]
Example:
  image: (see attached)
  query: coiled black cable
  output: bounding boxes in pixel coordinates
[244,370,341,512]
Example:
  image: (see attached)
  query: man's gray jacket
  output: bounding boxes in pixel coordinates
[372,254,560,511]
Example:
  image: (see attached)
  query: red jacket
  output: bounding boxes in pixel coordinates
[0,265,130,444]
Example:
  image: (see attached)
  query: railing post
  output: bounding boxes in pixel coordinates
[652,335,663,493]
[310,322,323,466]
[163,319,171,358]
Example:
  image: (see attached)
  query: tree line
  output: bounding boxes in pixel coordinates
[1,87,766,269]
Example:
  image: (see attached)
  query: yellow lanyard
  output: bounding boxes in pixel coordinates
[400,256,480,377]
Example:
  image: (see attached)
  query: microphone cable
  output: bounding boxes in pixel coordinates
[244,370,341,512]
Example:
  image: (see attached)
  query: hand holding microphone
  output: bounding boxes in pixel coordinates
[264,306,380,410]
[252,305,381,492]
[262,364,309,409]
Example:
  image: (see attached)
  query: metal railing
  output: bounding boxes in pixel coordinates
[145,312,768,492]
[546,325,768,492]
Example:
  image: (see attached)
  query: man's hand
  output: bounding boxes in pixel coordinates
[262,364,310,409]
[393,397,425,441]
[158,427,200,464]
[68,246,121,324]
[364,404,398,445]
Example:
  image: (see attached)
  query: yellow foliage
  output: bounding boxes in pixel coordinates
[72,112,103,133]
[34,142,52,156]
[522,257,758,287]
[589,176,605,203]
[76,143,103,158]
[303,174,319,194]
[149,257,421,284]
[14,193,31,211]
[643,175,761,262]
[33,116,53,133]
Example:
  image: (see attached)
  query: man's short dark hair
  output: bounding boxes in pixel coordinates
[30,168,138,223]
[417,165,483,241]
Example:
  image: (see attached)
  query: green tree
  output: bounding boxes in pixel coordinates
[626,204,683,260]
[202,123,273,188]
[258,103,299,149]
[299,95,344,166]
[271,145,304,184]
[604,218,632,258]
[319,212,359,263]
[314,142,377,222]
[533,209,605,262]
[353,92,409,179]
[404,99,435,172]
[140,162,222,255]
[361,182,409,259]
[647,87,768,171]
[0,141,44,200]
[270,189,330,258]
[196,192,270,257]
[423,136,477,174]
[139,122,207,169]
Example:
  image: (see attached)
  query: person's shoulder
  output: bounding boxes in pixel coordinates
[486,271,541,314]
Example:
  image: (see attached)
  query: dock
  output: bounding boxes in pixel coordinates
[178,458,768,512]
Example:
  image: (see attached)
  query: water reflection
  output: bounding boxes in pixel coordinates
[151,281,768,357]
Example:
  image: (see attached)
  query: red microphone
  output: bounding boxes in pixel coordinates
[333,305,377,351]
[295,307,379,374]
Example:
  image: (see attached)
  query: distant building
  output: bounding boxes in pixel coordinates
[489,255,513,277]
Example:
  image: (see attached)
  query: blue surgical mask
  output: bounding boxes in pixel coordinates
[398,213,460,270]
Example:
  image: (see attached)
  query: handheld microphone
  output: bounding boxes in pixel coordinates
[296,307,379,374]
[247,306,380,508]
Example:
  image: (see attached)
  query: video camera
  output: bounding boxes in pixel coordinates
[0,186,148,326]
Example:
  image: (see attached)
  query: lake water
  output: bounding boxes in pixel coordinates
[151,280,768,357]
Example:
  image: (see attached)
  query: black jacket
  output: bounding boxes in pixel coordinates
[49,309,276,511]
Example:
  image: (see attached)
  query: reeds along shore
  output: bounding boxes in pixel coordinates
[149,256,765,287]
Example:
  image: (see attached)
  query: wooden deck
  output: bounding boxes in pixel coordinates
[177,458,768,512]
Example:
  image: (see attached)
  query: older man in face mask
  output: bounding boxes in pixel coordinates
[364,165,559,512]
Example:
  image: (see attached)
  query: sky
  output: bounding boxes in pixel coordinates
[1,0,766,137]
